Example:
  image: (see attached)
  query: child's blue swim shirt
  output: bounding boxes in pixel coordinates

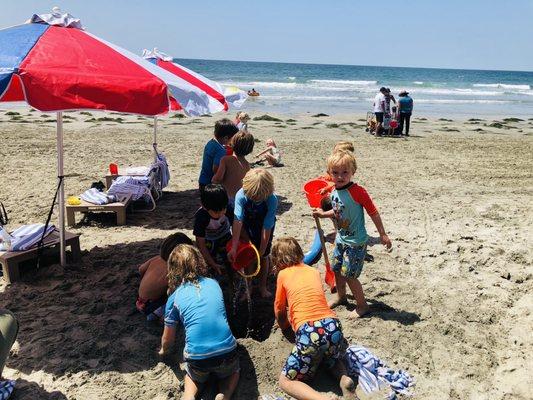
[199,138,226,186]
[164,277,236,360]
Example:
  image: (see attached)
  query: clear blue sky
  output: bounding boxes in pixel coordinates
[2,0,532,71]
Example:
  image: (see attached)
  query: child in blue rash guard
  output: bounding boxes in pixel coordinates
[314,150,392,318]
[228,168,277,298]
[160,244,239,400]
[198,118,239,193]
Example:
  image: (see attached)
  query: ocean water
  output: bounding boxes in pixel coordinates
[176,58,533,118]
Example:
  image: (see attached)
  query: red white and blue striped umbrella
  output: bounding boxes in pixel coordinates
[142,48,247,113]
[0,15,223,116]
[0,9,234,267]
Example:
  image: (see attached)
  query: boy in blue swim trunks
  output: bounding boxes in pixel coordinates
[272,237,355,400]
[160,244,239,400]
[198,118,239,193]
[229,168,277,298]
[314,150,392,318]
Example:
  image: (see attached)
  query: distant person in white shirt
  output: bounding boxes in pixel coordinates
[373,87,387,136]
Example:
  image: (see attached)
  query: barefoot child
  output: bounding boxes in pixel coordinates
[272,237,355,400]
[229,169,277,298]
[313,150,392,318]
[160,244,239,400]
[198,119,239,192]
[194,184,233,276]
[255,138,281,167]
[212,131,255,207]
[137,233,193,320]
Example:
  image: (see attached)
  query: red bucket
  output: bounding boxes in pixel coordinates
[226,240,261,277]
[109,163,118,175]
[303,179,329,208]
[390,120,398,129]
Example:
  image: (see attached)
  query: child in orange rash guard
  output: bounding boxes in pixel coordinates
[272,237,355,400]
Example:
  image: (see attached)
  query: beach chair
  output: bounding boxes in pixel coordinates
[104,150,169,206]
[0,228,80,283]
[66,193,133,226]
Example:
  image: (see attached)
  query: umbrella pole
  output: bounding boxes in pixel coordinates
[153,116,158,163]
[56,112,66,267]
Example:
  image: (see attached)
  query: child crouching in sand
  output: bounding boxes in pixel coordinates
[314,151,392,318]
[160,244,239,400]
[137,232,192,320]
[272,237,356,400]
[229,169,278,298]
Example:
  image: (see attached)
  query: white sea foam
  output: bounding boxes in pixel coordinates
[227,81,298,89]
[287,76,296,80]
[415,99,509,104]
[413,81,424,85]
[309,79,378,86]
[473,83,531,90]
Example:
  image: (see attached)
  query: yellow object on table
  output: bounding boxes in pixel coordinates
[67,196,81,205]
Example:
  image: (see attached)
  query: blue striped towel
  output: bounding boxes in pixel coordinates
[345,345,414,400]
[155,152,170,189]
[108,176,149,201]
[0,380,15,400]
[80,188,116,205]
[0,223,56,251]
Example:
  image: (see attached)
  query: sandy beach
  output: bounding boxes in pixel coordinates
[0,109,532,399]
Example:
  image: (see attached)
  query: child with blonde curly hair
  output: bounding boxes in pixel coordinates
[314,150,392,318]
[160,244,239,400]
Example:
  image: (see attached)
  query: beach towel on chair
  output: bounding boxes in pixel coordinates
[108,176,150,201]
[345,345,414,400]
[0,223,56,251]
[154,152,170,189]
[80,188,116,205]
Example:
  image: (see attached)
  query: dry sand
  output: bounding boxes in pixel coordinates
[0,109,532,399]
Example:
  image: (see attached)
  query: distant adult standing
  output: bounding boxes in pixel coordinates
[398,90,414,136]
[373,87,387,136]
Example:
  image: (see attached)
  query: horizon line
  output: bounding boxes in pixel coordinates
[171,56,533,74]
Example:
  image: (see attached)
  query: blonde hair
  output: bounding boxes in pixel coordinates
[327,150,357,174]
[236,112,250,122]
[167,244,208,292]
[271,237,304,272]
[242,168,274,202]
[333,141,354,153]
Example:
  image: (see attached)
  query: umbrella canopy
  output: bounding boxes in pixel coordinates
[0,12,221,116]
[0,8,230,267]
[142,48,247,113]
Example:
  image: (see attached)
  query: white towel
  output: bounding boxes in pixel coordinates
[0,223,56,251]
[80,188,116,205]
[108,176,149,201]
[345,345,414,400]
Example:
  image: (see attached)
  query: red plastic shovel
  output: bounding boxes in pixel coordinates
[314,216,336,292]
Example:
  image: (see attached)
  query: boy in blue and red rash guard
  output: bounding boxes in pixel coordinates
[314,150,392,318]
